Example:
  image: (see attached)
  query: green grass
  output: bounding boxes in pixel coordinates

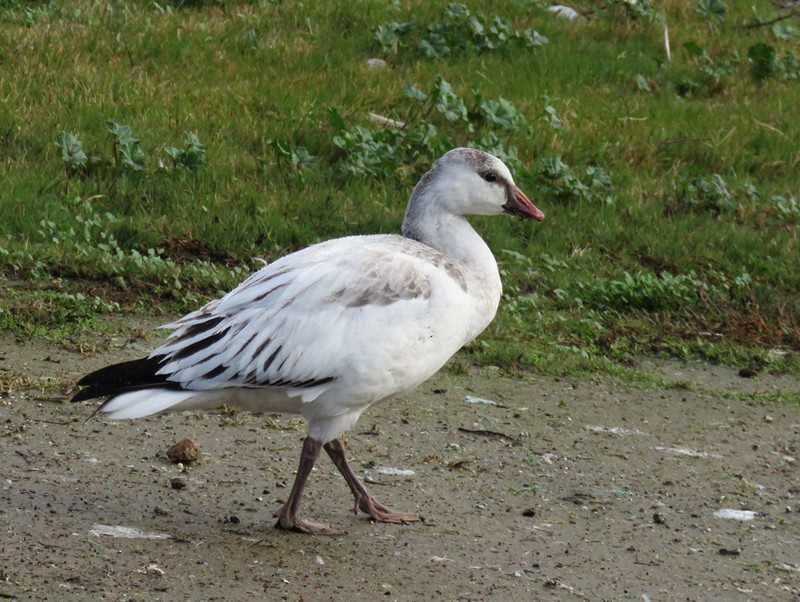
[0,0,798,374]
[0,284,116,344]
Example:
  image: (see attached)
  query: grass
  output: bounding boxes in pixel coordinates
[0,0,798,375]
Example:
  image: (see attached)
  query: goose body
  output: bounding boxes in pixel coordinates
[73,148,544,533]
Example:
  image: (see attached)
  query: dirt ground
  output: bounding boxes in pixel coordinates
[1,319,798,601]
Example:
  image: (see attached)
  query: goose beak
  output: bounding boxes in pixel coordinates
[504,186,545,221]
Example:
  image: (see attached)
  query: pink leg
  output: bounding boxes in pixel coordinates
[273,437,341,534]
[324,438,418,524]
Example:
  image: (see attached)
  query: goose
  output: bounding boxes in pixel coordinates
[72,148,545,534]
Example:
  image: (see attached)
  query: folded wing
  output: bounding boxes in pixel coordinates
[151,235,465,402]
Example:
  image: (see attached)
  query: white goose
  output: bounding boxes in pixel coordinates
[73,148,545,534]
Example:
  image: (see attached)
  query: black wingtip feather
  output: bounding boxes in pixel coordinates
[71,355,181,402]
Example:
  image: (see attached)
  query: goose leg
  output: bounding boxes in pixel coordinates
[324,438,418,524]
[274,437,342,534]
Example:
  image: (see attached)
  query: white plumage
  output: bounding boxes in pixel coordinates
[74,147,544,533]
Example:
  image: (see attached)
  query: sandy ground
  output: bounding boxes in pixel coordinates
[1,321,798,601]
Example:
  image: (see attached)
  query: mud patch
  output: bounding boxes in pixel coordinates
[1,330,798,600]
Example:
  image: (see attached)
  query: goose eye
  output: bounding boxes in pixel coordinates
[483,172,497,183]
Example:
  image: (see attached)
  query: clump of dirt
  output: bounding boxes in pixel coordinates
[166,438,200,464]
[1,327,798,601]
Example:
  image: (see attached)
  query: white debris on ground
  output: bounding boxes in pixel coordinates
[712,509,763,521]
[375,467,415,476]
[464,395,497,406]
[89,524,171,539]
[654,446,723,458]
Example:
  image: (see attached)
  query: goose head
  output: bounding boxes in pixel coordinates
[404,148,545,232]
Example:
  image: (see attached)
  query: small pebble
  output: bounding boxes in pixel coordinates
[223,515,240,524]
[764,415,774,424]
[167,439,200,464]
[653,512,667,525]
[719,548,740,556]
[170,477,187,490]
[522,508,536,517]
[738,367,759,378]
[153,505,171,516]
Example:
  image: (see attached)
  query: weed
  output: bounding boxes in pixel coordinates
[748,43,800,81]
[164,132,207,171]
[677,42,739,95]
[772,24,800,41]
[696,0,727,23]
[420,76,469,123]
[578,271,711,312]
[55,131,87,172]
[473,95,526,130]
[772,195,800,224]
[332,76,524,179]
[536,155,613,205]
[635,74,653,93]
[107,119,146,172]
[373,21,413,56]
[373,3,547,60]
[676,172,733,214]
[541,97,565,131]
[778,52,800,79]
